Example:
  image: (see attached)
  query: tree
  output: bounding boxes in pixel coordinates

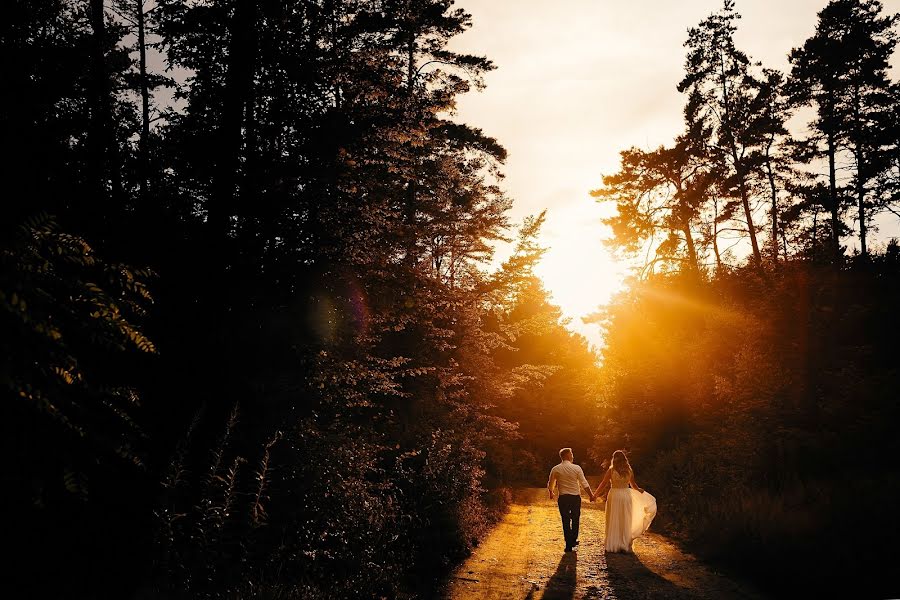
[1,213,156,595]
[109,1,168,207]
[874,82,900,218]
[1,0,137,239]
[752,69,794,262]
[789,0,899,259]
[678,0,766,265]
[88,0,128,234]
[593,139,710,276]
[144,1,525,595]
[2,0,532,595]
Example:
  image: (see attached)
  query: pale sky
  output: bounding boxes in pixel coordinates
[448,0,900,349]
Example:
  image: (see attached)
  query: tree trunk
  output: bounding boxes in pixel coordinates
[210,0,258,244]
[88,0,106,204]
[88,0,124,233]
[813,204,820,244]
[852,83,867,258]
[674,178,699,273]
[856,137,867,257]
[407,31,416,93]
[765,147,779,264]
[781,223,789,260]
[712,195,722,271]
[136,0,150,204]
[735,165,762,264]
[237,84,261,260]
[827,132,841,261]
[719,50,761,265]
[853,84,869,258]
[682,224,699,273]
[404,29,418,266]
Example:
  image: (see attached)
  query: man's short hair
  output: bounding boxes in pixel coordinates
[559,447,573,460]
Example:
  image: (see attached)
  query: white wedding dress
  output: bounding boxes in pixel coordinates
[604,468,657,553]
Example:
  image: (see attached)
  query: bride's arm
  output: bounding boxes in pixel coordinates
[629,471,644,494]
[592,469,611,497]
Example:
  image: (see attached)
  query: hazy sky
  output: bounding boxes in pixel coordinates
[447,0,900,348]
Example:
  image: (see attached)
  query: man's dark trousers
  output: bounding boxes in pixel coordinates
[557,494,581,549]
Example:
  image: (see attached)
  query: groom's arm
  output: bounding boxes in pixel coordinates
[577,467,593,500]
[547,470,557,499]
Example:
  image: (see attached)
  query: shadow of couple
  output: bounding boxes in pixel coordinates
[532,550,687,600]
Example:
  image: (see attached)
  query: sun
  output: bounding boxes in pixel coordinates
[533,201,626,348]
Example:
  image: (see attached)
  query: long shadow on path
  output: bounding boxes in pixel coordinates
[540,552,577,600]
[606,551,697,600]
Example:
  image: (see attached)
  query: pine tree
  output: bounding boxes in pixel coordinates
[789,0,899,259]
[678,0,766,265]
[593,139,711,275]
[752,69,794,262]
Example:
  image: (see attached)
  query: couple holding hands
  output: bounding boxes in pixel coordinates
[547,448,657,553]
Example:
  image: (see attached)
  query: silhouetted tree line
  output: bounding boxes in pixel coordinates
[591,1,900,596]
[596,0,899,271]
[1,1,599,598]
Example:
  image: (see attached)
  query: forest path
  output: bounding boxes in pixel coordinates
[444,487,765,600]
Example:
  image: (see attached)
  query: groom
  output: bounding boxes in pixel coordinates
[547,447,594,552]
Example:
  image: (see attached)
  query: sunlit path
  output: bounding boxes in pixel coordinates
[445,487,763,600]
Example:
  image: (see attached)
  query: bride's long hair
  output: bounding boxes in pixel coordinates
[611,450,631,477]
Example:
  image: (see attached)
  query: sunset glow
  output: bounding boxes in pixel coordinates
[450,0,900,346]
[10,0,900,595]
[531,200,626,340]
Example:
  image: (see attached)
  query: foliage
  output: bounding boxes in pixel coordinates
[1,212,155,484]
[6,0,899,597]
[1,211,157,594]
[591,2,900,596]
[591,257,900,596]
[597,0,900,273]
[788,0,899,258]
[1,1,598,598]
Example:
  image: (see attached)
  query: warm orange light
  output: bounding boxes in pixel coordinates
[533,201,626,348]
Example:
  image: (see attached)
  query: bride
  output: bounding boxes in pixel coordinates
[593,450,657,553]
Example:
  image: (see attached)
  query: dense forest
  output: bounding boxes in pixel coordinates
[1,0,899,598]
[590,0,900,597]
[1,1,598,598]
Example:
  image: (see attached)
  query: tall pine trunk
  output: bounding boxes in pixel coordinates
[682,224,699,273]
[404,29,418,266]
[734,158,762,264]
[88,0,124,235]
[712,195,723,271]
[210,0,258,246]
[719,54,761,265]
[765,148,779,263]
[137,0,150,204]
[675,179,699,273]
[853,85,867,257]
[856,137,867,257]
[827,131,840,261]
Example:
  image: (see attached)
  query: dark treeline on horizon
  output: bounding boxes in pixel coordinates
[1,0,899,598]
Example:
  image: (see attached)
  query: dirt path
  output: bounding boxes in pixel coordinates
[444,488,765,600]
